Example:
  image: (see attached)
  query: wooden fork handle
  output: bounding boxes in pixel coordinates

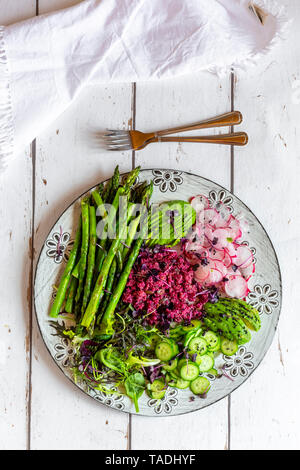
[155,111,243,137]
[152,132,248,146]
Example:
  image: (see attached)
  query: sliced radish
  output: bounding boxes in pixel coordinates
[234,245,253,268]
[235,213,250,234]
[240,262,255,280]
[195,222,206,244]
[210,260,227,277]
[205,267,223,285]
[208,248,225,261]
[190,195,210,212]
[194,264,211,282]
[224,276,249,298]
[210,228,232,250]
[202,208,219,226]
[228,216,242,240]
[223,251,233,267]
[224,243,237,258]
[210,201,231,225]
[204,225,215,242]
[227,266,242,277]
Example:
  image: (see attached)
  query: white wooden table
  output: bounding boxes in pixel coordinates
[1,0,299,450]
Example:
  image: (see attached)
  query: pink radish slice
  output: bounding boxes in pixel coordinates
[240,262,255,280]
[194,264,211,282]
[234,245,253,268]
[227,266,242,277]
[228,216,242,240]
[202,208,219,226]
[224,276,249,298]
[223,251,233,267]
[208,248,225,261]
[210,201,231,225]
[195,223,206,244]
[227,227,242,242]
[224,243,237,258]
[190,195,210,212]
[236,214,250,234]
[204,225,215,242]
[210,228,232,250]
[205,267,223,285]
[210,260,227,277]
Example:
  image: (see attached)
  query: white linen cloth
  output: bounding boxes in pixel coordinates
[0,0,287,171]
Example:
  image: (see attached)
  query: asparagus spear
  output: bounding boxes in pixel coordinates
[65,276,78,313]
[123,166,141,192]
[81,205,97,314]
[115,247,123,272]
[80,198,130,328]
[133,181,147,203]
[100,226,147,336]
[96,257,117,323]
[102,177,112,203]
[49,218,82,318]
[107,165,120,203]
[73,190,105,280]
[72,259,80,278]
[91,189,107,216]
[97,182,104,197]
[75,200,90,304]
[91,189,108,279]
[122,182,153,261]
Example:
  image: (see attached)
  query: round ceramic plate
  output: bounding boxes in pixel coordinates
[34,169,282,416]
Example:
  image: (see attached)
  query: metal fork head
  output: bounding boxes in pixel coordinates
[99,130,133,151]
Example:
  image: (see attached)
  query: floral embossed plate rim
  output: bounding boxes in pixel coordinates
[34,169,282,416]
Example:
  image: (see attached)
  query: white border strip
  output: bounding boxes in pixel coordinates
[0,26,14,172]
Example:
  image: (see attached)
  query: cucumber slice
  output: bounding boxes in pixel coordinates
[220,338,238,356]
[180,362,199,381]
[170,340,179,356]
[206,368,218,377]
[147,333,161,350]
[190,376,211,395]
[206,350,215,359]
[189,337,207,355]
[184,328,203,348]
[198,354,214,372]
[155,341,174,361]
[174,378,190,389]
[202,330,220,352]
[163,358,178,371]
[147,379,166,399]
[182,319,202,332]
[177,358,188,370]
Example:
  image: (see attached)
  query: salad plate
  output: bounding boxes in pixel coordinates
[34,169,281,416]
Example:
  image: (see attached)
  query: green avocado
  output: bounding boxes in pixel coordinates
[146,200,196,247]
[203,302,235,340]
[220,298,261,332]
[203,299,252,345]
[202,313,234,341]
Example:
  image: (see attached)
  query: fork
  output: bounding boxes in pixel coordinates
[101,111,248,151]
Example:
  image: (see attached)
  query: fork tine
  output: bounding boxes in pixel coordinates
[98,129,133,151]
[107,141,131,148]
[102,135,131,143]
[105,129,130,136]
[107,145,132,151]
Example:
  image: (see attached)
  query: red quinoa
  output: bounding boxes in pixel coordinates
[123,246,209,325]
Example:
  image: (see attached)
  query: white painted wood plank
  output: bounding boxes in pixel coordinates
[132,73,232,450]
[231,0,300,450]
[0,0,36,450]
[31,82,133,450]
